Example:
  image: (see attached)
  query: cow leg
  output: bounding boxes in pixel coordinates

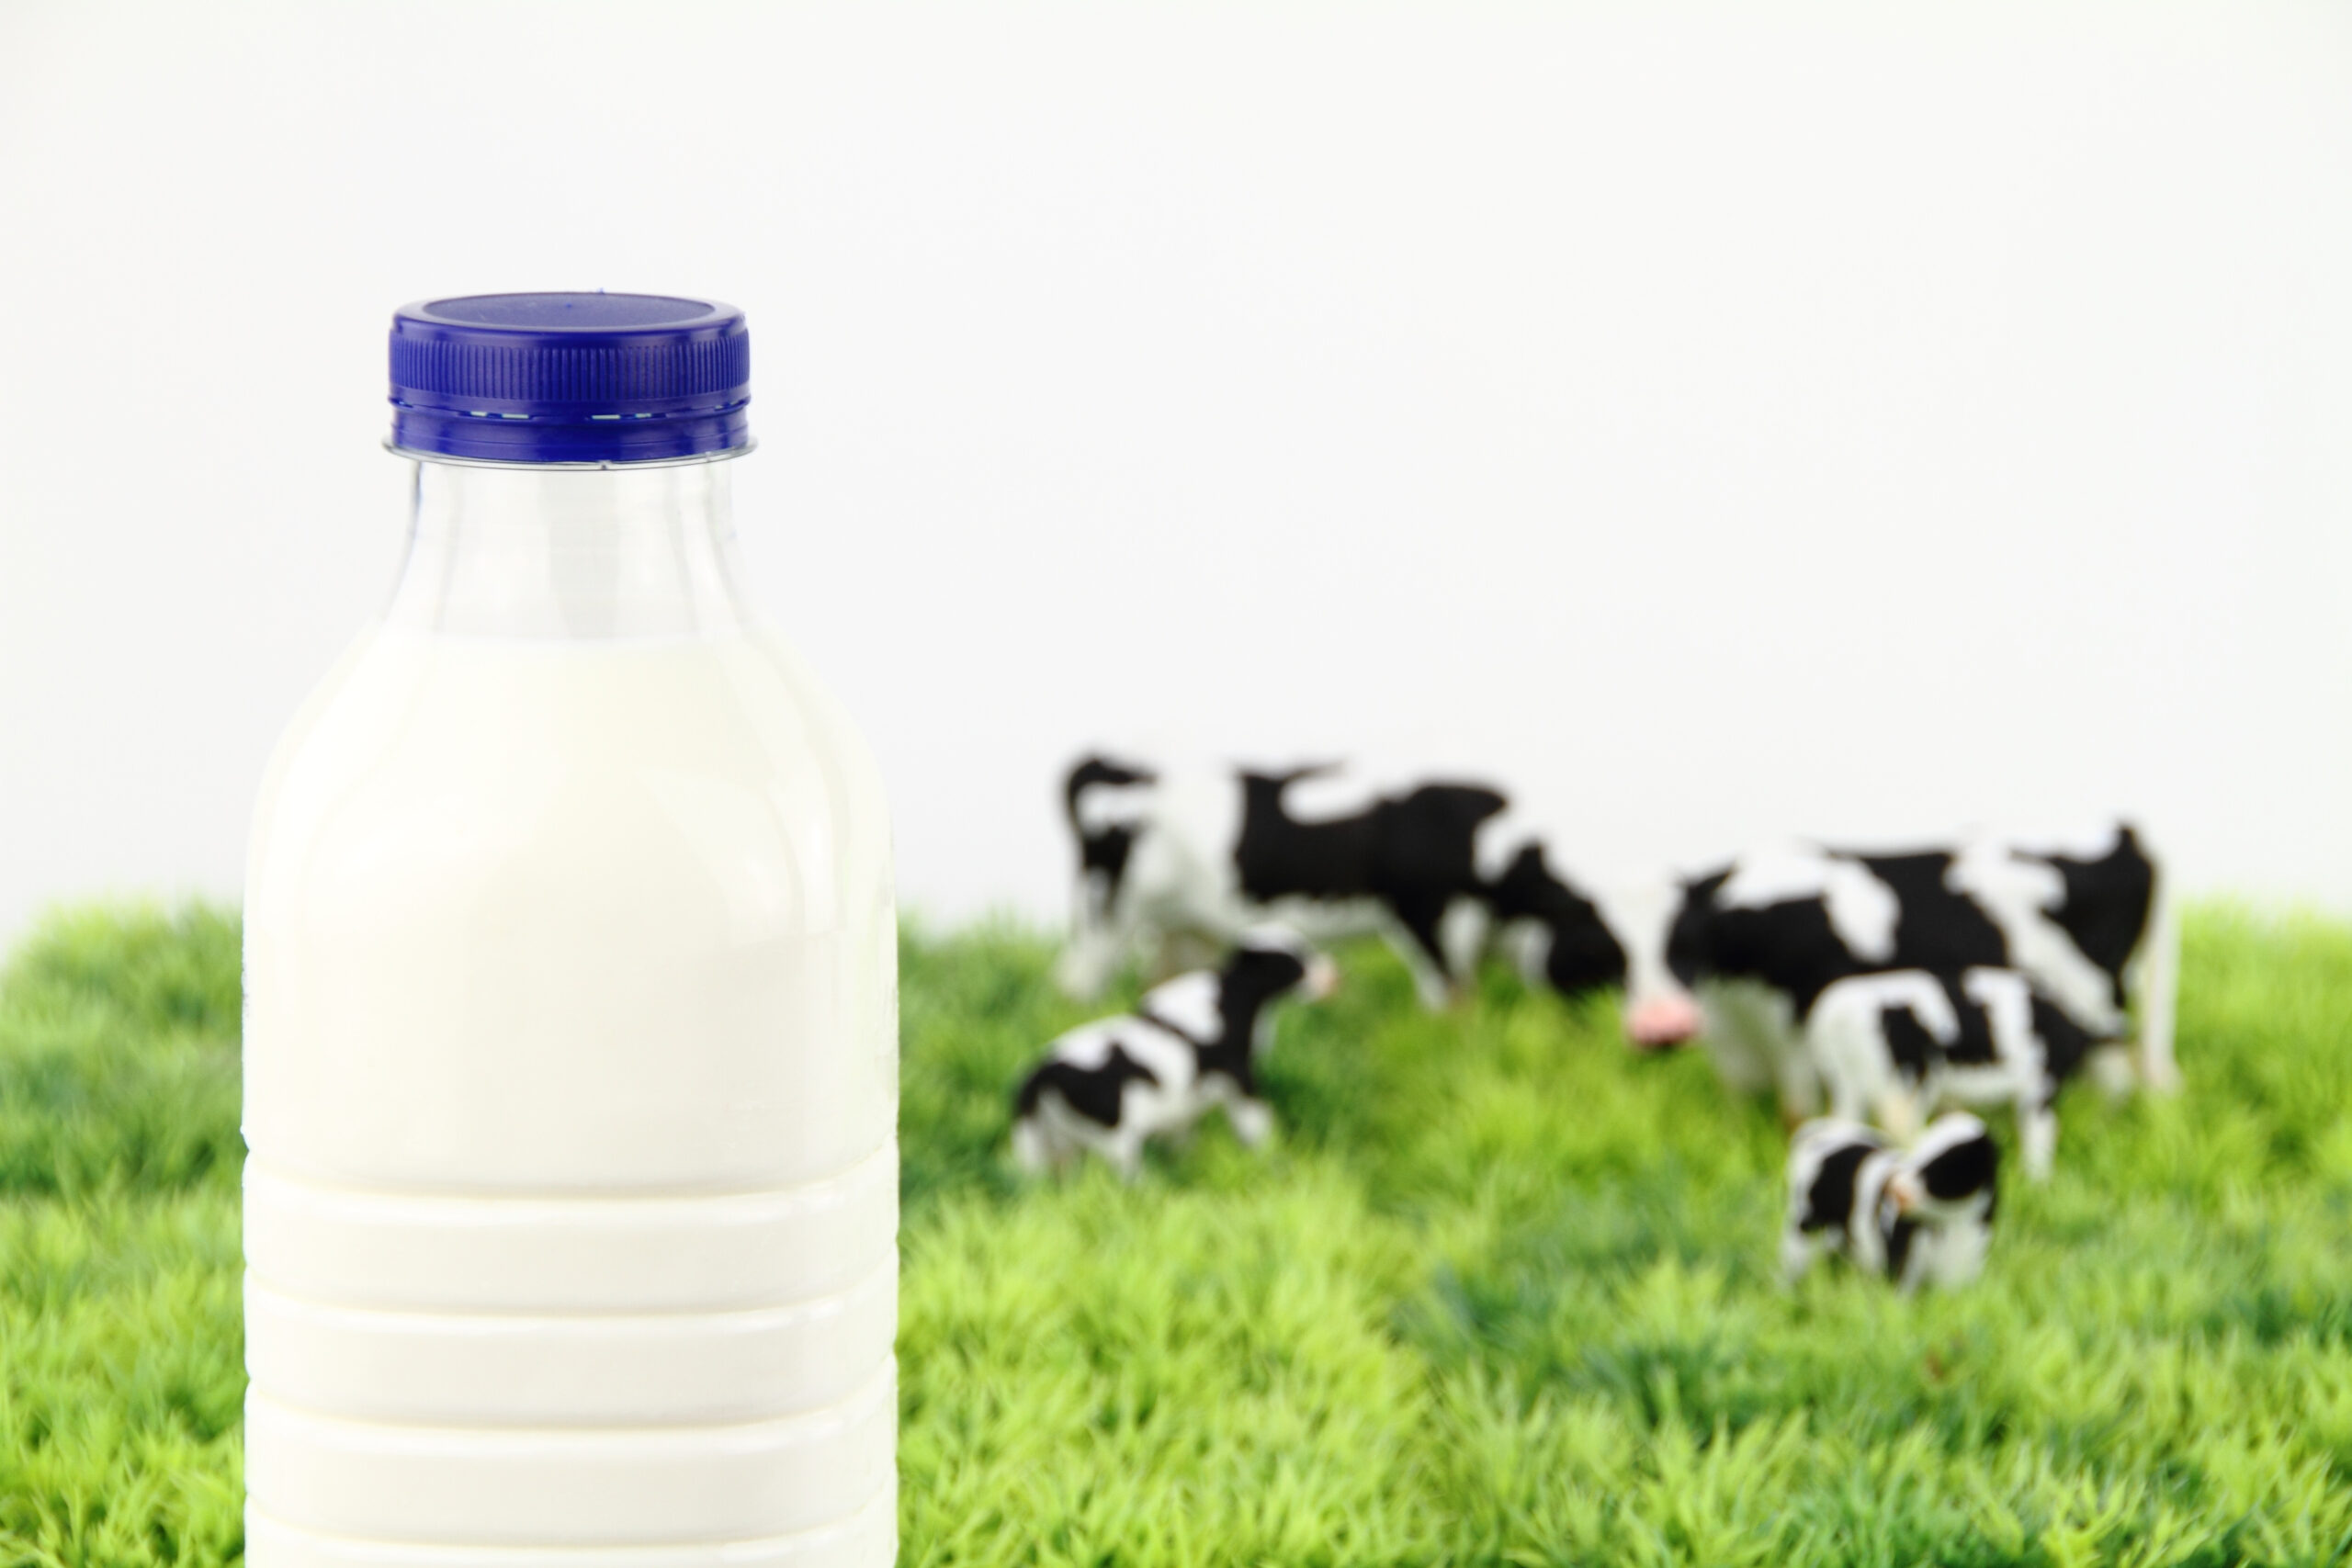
[1011,1116,1051,1174]
[2019,1086,2058,1181]
[2086,1043,2136,1100]
[1054,926,1125,999]
[1056,872,1140,999]
[1704,1030,1773,1096]
[1815,1054,1867,1128]
[1151,928,1225,983]
[1699,980,1790,1098]
[1227,1097,1275,1149]
[1732,990,1820,1127]
[1893,1247,1928,1297]
[1104,1122,1149,1180]
[1804,1005,1876,1128]
[1871,1089,1923,1144]
[1389,897,1459,1010]
[1439,898,1490,997]
[1928,1217,1991,1290]
[1771,1032,1825,1123]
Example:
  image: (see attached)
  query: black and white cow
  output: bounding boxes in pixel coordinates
[1057,755,1510,1009]
[1012,928,1338,1176]
[1486,823,2176,1111]
[1782,1112,1999,1292]
[1482,842,1636,1001]
[1806,966,2100,1178]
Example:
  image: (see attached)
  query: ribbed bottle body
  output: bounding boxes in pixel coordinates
[242,461,897,1565]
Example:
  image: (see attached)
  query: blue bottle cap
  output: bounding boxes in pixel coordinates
[389,293,751,464]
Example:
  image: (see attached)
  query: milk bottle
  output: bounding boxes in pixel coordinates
[242,294,897,1566]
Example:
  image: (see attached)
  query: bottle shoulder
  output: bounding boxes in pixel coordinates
[268,625,880,783]
[246,626,892,938]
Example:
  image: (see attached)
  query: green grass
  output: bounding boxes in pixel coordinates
[3,902,2351,1565]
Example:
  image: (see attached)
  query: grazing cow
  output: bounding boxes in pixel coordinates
[1481,842,1635,1001]
[1782,1113,2000,1292]
[1012,929,1338,1177]
[1056,755,1510,1009]
[1489,823,2175,1110]
[1806,966,2101,1178]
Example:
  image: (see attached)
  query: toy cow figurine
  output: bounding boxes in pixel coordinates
[1057,755,1509,1010]
[1012,928,1337,1177]
[1488,826,2177,1110]
[1782,1113,2000,1292]
[1804,965,2101,1178]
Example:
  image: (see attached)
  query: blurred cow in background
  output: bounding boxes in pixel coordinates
[1804,965,2101,1178]
[1782,1112,2001,1292]
[1479,841,1637,1002]
[1057,755,1510,1009]
[1487,823,2177,1113]
[1012,928,1338,1176]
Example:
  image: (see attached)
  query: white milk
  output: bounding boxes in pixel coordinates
[244,374,897,1564]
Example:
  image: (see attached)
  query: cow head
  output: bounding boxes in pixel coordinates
[1904,1112,1998,1216]
[1621,876,1708,1050]
[1227,925,1340,1010]
[1628,846,1912,1054]
[1484,843,1627,999]
[1477,845,1710,1048]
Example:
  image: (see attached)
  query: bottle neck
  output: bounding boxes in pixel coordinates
[384,457,756,640]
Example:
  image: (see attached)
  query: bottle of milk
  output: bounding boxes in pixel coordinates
[242,294,898,1567]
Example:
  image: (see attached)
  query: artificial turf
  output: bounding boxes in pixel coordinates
[1,900,2349,1565]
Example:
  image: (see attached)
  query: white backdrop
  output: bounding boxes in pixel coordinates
[3,2,2349,943]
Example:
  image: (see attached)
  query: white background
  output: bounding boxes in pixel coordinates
[3,2,2349,942]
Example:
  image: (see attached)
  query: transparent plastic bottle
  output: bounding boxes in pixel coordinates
[242,294,898,1566]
